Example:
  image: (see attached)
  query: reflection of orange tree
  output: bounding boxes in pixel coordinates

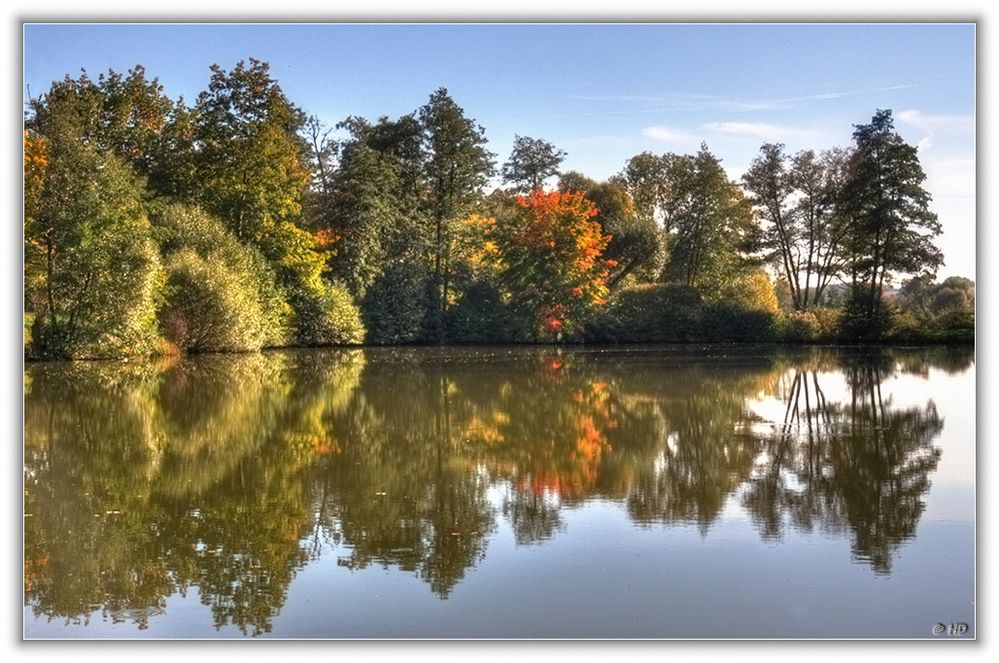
[465,352,617,503]
[24,345,965,628]
[458,352,782,538]
[742,349,944,573]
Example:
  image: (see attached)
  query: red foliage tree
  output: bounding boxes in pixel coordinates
[494,190,614,339]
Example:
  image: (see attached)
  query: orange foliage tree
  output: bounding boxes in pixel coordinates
[493,190,614,340]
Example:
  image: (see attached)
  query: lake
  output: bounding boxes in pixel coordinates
[22,345,976,638]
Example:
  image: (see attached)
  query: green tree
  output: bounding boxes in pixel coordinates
[559,173,662,288]
[838,110,943,337]
[323,140,396,298]
[419,88,495,340]
[743,143,851,311]
[27,67,175,178]
[619,151,696,237]
[192,59,362,345]
[896,275,975,330]
[146,99,200,200]
[318,114,431,343]
[620,152,668,229]
[192,58,310,240]
[321,116,426,300]
[661,145,758,297]
[501,135,566,193]
[25,91,163,358]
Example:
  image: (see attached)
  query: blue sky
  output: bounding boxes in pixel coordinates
[23,23,976,278]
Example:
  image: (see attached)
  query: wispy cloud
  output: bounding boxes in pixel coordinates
[896,109,974,154]
[569,85,918,113]
[896,109,974,135]
[641,125,695,143]
[703,121,819,141]
[569,93,674,103]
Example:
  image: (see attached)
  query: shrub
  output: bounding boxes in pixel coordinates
[362,259,429,345]
[153,203,292,347]
[584,284,703,343]
[721,268,781,315]
[291,281,365,346]
[781,311,821,342]
[812,307,843,340]
[839,288,894,341]
[161,250,265,353]
[447,279,530,343]
[700,301,779,342]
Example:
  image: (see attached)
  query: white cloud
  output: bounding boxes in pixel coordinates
[921,156,975,200]
[896,109,974,135]
[703,121,818,141]
[641,125,694,143]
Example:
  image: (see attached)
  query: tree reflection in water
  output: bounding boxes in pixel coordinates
[24,346,966,633]
[742,349,948,572]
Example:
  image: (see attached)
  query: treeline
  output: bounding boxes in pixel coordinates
[23,59,973,359]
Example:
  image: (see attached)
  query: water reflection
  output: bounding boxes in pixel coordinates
[23,346,968,635]
[742,350,946,572]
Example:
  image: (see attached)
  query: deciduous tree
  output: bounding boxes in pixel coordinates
[501,135,566,192]
[743,143,850,311]
[493,190,612,339]
[661,145,758,297]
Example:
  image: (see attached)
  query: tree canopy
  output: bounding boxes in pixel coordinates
[23,60,963,357]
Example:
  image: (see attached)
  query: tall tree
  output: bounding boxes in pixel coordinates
[27,67,174,180]
[316,114,430,343]
[190,59,361,345]
[661,145,758,296]
[839,110,943,334]
[193,58,310,242]
[619,151,694,236]
[303,114,337,197]
[322,116,420,300]
[743,143,851,310]
[419,88,495,340]
[619,152,669,229]
[501,135,566,192]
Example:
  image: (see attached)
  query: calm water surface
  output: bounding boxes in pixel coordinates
[23,345,975,638]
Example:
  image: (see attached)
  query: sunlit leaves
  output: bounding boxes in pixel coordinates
[493,190,612,339]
